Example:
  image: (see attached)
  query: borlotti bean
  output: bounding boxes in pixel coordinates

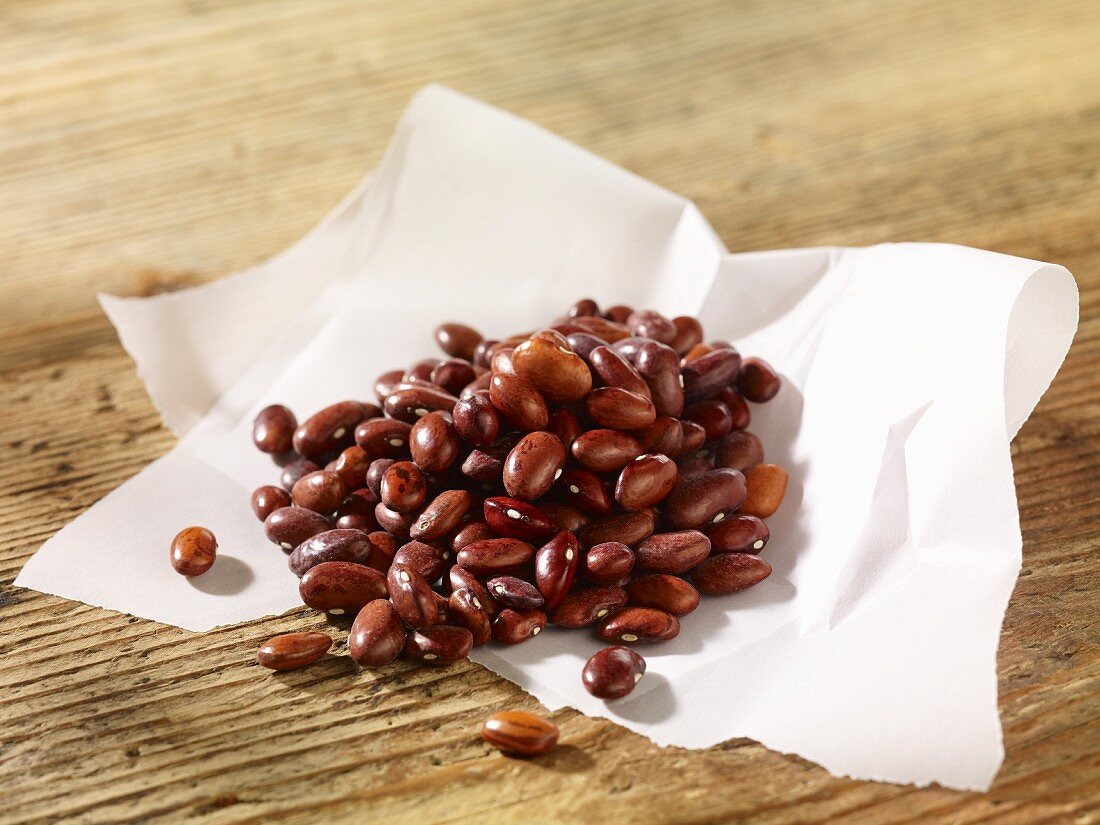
[239,299,787,715]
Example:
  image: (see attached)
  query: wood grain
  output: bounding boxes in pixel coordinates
[2,0,1098,822]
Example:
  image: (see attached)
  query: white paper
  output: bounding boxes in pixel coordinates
[16,86,1078,791]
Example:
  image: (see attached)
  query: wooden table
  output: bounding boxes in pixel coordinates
[2,1,1097,821]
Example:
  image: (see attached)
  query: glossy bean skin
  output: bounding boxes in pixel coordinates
[588,346,651,398]
[471,339,498,369]
[540,502,590,534]
[679,420,707,454]
[511,330,593,403]
[634,417,683,457]
[435,322,483,360]
[293,401,366,459]
[331,445,371,491]
[736,357,782,402]
[503,431,566,501]
[253,404,297,454]
[550,586,628,628]
[597,607,679,643]
[392,541,449,583]
[739,464,789,518]
[714,387,751,431]
[586,387,656,430]
[462,372,493,399]
[626,310,677,344]
[693,553,772,595]
[489,346,516,375]
[450,520,496,554]
[170,526,217,576]
[706,514,770,553]
[257,632,332,671]
[569,315,631,343]
[449,566,500,616]
[365,458,396,499]
[482,711,559,757]
[635,530,711,574]
[252,485,291,521]
[676,452,715,480]
[374,503,418,540]
[404,359,440,383]
[615,453,678,511]
[409,411,460,474]
[569,298,600,317]
[291,470,347,515]
[456,538,535,577]
[387,563,439,628]
[571,429,642,473]
[384,386,458,424]
[558,468,614,516]
[335,489,380,532]
[634,340,684,418]
[669,316,704,355]
[411,489,472,542]
[489,373,549,432]
[683,400,733,443]
[431,359,476,396]
[603,305,633,324]
[681,348,742,403]
[299,562,387,615]
[264,506,332,551]
[348,600,406,666]
[565,332,608,362]
[374,369,405,403]
[380,461,428,513]
[664,468,748,529]
[288,528,374,577]
[280,458,321,492]
[584,542,635,585]
[534,531,580,609]
[583,646,646,699]
[487,576,545,609]
[714,431,764,471]
[578,508,657,550]
[546,408,582,452]
[449,587,492,645]
[484,497,554,541]
[452,391,500,446]
[626,574,700,616]
[355,418,413,459]
[491,607,547,644]
[406,625,474,664]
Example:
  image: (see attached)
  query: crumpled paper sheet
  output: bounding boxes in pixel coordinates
[16,85,1078,791]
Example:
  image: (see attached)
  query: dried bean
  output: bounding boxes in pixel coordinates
[456,538,535,577]
[626,574,700,616]
[737,357,781,402]
[740,464,788,518]
[293,401,366,459]
[584,542,635,585]
[615,453,678,511]
[583,646,646,699]
[291,470,346,515]
[289,528,374,577]
[411,489,472,542]
[257,632,332,671]
[170,526,217,576]
[252,485,291,521]
[406,625,473,664]
[693,553,772,595]
[491,607,546,643]
[549,586,628,628]
[706,514,770,553]
[534,530,580,609]
[349,600,406,666]
[484,496,554,541]
[503,431,566,501]
[635,530,711,574]
[571,429,643,473]
[714,431,764,471]
[299,562,387,615]
[597,607,679,643]
[253,404,297,454]
[482,711,559,757]
[264,506,332,551]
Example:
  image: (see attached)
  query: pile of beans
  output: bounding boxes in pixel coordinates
[250,299,787,699]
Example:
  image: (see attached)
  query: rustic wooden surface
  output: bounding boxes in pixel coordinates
[2,0,1098,822]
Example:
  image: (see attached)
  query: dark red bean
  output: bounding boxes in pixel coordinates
[461,449,504,484]
[615,453,678,511]
[737,357,781,402]
[669,316,704,356]
[664,468,747,529]
[706,514,770,554]
[583,646,646,699]
[431,359,477,396]
[578,508,657,549]
[634,417,683,457]
[374,369,405,403]
[409,411,460,474]
[714,387,751,431]
[596,607,679,643]
[472,339,498,369]
[546,407,582,452]
[489,373,549,431]
[291,470,347,515]
[584,542,635,585]
[252,485,291,521]
[570,315,631,343]
[411,489,472,542]
[586,387,656,430]
[293,401,365,459]
[393,540,449,583]
[693,553,772,595]
[635,530,711,574]
[714,431,764,471]
[280,457,321,492]
[540,502,590,534]
[484,497,554,541]
[253,404,297,454]
[450,520,496,554]
[288,528,374,577]
[387,563,438,628]
[355,418,412,459]
[588,346,651,398]
[380,461,428,513]
[335,489,380,532]
[456,538,535,577]
[449,588,492,645]
[373,502,418,539]
[449,566,500,616]
[503,431,566,501]
[679,420,707,454]
[384,386,458,423]
[331,445,371,491]
[487,576,545,609]
[534,531,580,610]
[569,298,600,317]
[365,531,398,572]
[676,451,714,480]
[170,526,217,576]
[349,600,406,666]
[681,348,742,403]
[257,632,332,671]
[558,468,614,516]
[435,323,483,360]
[626,310,677,344]
[683,400,733,443]
[549,586,628,628]
[365,458,395,499]
[264,506,332,551]
[603,305,634,324]
[491,607,546,644]
[565,331,608,362]
[452,391,501,446]
[571,429,643,473]
[626,574,700,616]
[299,562,387,615]
[634,340,684,418]
[405,359,441,383]
[406,625,473,664]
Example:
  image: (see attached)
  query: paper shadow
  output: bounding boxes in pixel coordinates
[188,555,254,596]
[610,673,677,724]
